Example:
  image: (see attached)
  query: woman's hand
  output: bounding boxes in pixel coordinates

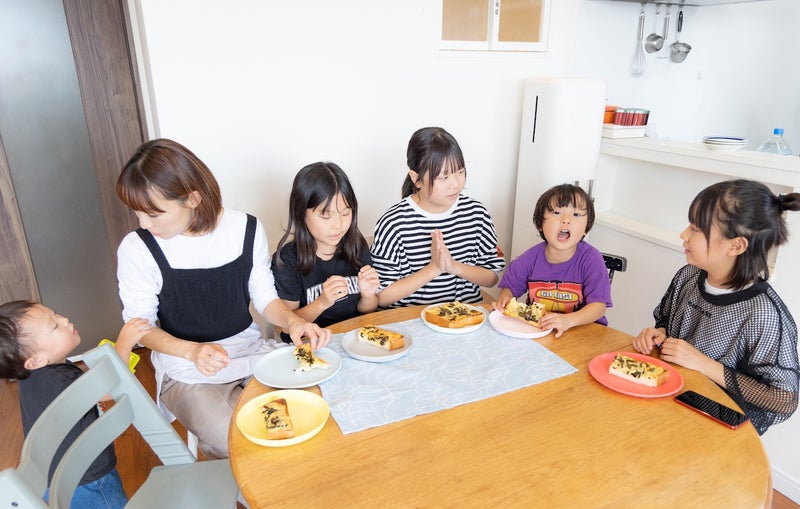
[358,265,380,297]
[191,343,231,377]
[287,319,332,350]
[633,327,667,354]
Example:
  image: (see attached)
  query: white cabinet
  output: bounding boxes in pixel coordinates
[510,77,606,260]
[587,137,800,335]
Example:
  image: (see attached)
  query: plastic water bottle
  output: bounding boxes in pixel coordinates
[756,128,792,155]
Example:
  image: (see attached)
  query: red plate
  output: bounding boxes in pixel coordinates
[588,351,684,398]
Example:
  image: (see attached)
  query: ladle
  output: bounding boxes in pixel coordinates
[644,4,663,53]
[670,10,692,63]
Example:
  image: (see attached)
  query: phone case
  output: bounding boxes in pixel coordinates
[674,391,749,430]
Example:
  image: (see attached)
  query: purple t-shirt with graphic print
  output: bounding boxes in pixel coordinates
[499,241,612,325]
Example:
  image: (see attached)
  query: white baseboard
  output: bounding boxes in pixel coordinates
[773,467,800,504]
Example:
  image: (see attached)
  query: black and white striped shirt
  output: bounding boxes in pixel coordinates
[371,195,506,307]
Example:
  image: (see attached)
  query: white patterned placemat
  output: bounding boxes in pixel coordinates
[319,318,577,434]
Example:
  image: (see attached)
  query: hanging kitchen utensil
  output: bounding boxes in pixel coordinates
[644,4,664,53]
[631,3,646,76]
[670,10,692,63]
[660,5,671,56]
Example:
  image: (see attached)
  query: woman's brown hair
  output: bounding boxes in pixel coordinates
[116,139,222,234]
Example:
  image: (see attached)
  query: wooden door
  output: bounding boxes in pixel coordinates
[0,0,144,348]
[0,138,39,302]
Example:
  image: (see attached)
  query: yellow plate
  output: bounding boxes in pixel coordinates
[236,389,330,447]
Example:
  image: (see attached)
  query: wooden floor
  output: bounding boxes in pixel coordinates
[1,347,798,508]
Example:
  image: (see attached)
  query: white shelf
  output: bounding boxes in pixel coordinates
[594,137,794,266]
[600,138,800,188]
[607,0,771,6]
[595,211,683,253]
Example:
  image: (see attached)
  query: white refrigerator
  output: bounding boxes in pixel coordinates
[510,77,607,260]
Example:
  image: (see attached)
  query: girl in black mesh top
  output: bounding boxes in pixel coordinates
[633,179,800,434]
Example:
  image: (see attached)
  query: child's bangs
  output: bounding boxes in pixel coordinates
[688,189,724,238]
[549,187,587,210]
[423,145,463,180]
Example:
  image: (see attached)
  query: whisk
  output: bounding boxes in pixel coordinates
[631,4,646,76]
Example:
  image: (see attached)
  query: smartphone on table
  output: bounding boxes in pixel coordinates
[674,390,750,430]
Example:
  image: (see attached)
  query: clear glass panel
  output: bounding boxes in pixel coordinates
[442,0,488,42]
[498,0,543,43]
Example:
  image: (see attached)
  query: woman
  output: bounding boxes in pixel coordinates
[116,138,330,458]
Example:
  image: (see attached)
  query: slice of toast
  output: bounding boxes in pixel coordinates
[425,301,484,328]
[262,398,295,439]
[358,325,405,351]
[503,299,546,327]
[293,343,330,373]
[608,354,669,387]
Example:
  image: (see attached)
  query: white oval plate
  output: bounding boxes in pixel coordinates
[253,347,341,388]
[420,303,487,334]
[236,389,330,447]
[703,142,745,152]
[488,310,552,339]
[341,326,413,363]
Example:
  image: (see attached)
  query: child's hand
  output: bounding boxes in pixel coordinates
[320,275,350,308]
[492,288,514,312]
[429,229,454,275]
[358,265,380,297]
[633,327,666,354]
[538,312,573,338]
[116,318,151,349]
[658,338,706,371]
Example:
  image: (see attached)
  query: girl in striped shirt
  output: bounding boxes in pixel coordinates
[371,127,506,307]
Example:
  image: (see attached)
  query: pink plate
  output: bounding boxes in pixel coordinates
[588,351,684,398]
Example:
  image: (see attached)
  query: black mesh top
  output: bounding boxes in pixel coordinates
[654,264,799,434]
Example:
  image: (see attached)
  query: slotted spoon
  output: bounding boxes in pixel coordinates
[631,5,646,76]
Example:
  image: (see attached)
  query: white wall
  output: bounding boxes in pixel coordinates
[132,0,800,501]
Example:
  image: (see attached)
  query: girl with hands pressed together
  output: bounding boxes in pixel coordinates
[116,139,330,458]
[271,162,379,342]
[493,184,612,337]
[371,127,506,307]
[633,180,800,434]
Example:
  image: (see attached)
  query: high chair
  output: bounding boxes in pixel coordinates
[0,343,239,508]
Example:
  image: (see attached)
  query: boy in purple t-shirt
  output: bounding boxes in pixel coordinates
[493,184,612,337]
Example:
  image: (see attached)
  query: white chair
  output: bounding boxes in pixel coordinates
[0,343,239,508]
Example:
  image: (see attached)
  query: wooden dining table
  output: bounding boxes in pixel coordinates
[228,305,772,508]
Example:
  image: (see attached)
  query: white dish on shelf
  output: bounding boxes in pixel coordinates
[703,136,747,151]
[703,142,746,152]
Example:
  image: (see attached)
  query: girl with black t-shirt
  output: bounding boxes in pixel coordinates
[271,162,379,343]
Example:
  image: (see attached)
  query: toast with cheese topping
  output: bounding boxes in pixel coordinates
[425,301,484,329]
[262,398,295,439]
[608,354,669,387]
[358,325,405,351]
[503,299,546,328]
[293,343,330,373]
